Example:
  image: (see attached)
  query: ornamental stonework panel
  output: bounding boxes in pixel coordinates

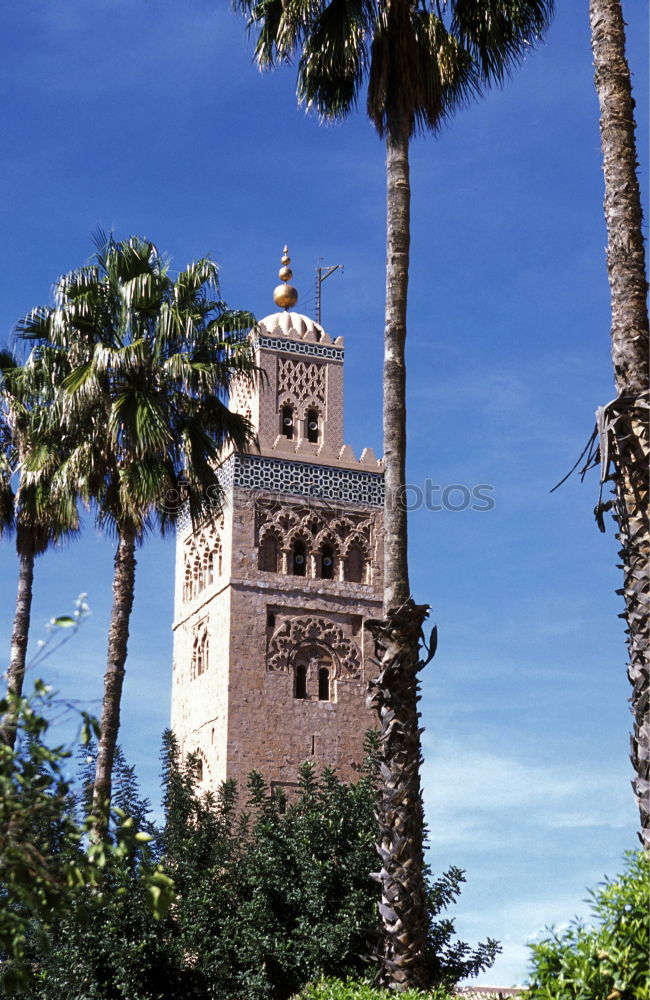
[230,375,254,424]
[254,333,344,362]
[278,358,326,405]
[255,498,374,557]
[267,615,361,679]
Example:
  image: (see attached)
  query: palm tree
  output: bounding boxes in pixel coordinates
[18,232,257,833]
[234,0,553,987]
[0,352,79,749]
[588,0,649,848]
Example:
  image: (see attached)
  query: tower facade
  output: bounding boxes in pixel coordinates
[171,252,384,794]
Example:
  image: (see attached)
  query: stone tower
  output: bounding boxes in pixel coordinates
[171,249,384,795]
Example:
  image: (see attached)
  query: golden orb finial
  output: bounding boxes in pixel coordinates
[273,245,298,310]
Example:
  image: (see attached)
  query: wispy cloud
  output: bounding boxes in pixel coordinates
[422,736,634,850]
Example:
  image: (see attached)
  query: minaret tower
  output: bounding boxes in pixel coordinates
[171,249,384,794]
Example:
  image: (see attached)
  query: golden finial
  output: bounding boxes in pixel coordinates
[273,245,298,310]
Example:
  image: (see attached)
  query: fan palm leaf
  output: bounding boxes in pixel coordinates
[17,233,257,833]
[0,353,80,748]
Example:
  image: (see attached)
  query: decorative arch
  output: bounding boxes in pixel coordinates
[267,616,361,679]
[192,620,210,679]
[304,513,324,537]
[343,535,369,584]
[183,540,197,601]
[291,536,307,576]
[330,516,357,544]
[285,524,313,551]
[258,529,281,573]
[183,523,223,602]
[313,531,341,579]
[203,536,222,585]
[277,394,299,441]
[299,397,325,420]
[300,398,325,444]
[292,642,334,701]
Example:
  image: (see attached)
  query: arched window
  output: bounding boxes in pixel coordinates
[295,664,308,699]
[192,552,203,596]
[318,667,330,701]
[183,554,194,602]
[306,409,319,444]
[320,543,335,580]
[195,757,204,782]
[345,544,365,584]
[192,625,209,678]
[292,539,307,576]
[281,404,294,440]
[204,549,214,587]
[259,534,279,573]
[204,541,222,585]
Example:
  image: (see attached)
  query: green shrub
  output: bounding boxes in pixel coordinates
[527,850,650,1000]
[28,731,497,999]
[293,976,455,1000]
[0,684,172,997]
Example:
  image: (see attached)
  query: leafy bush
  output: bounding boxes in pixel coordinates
[527,850,650,1000]
[0,684,172,996]
[27,730,497,1000]
[293,976,455,1000]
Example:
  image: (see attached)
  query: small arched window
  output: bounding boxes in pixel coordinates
[183,556,194,602]
[259,534,280,573]
[195,757,204,782]
[345,544,365,584]
[281,405,294,440]
[306,409,319,444]
[295,664,308,699]
[193,553,203,596]
[320,543,335,580]
[193,626,209,678]
[205,542,222,584]
[204,549,214,587]
[318,667,330,702]
[292,539,307,576]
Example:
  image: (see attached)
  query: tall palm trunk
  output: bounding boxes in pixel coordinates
[589,0,649,848]
[0,544,35,749]
[92,526,137,836]
[367,109,430,991]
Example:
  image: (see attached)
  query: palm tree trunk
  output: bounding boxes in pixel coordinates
[0,545,35,749]
[367,109,430,991]
[383,114,411,612]
[589,0,650,848]
[92,526,137,836]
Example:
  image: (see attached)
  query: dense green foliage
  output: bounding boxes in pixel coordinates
[12,730,497,999]
[294,977,456,1000]
[527,850,649,1000]
[0,684,172,996]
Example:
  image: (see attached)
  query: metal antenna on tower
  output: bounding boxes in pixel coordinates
[315,261,344,325]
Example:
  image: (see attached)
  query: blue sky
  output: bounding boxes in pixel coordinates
[1,0,648,987]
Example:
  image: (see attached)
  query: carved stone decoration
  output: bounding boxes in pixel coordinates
[230,375,254,424]
[256,499,373,552]
[183,519,224,602]
[278,359,326,405]
[267,616,361,679]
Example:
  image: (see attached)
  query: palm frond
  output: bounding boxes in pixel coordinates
[449,0,554,87]
[236,0,552,135]
[299,0,373,119]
